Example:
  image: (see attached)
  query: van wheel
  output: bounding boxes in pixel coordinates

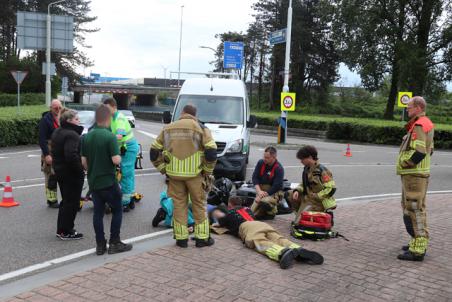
[236,165,246,181]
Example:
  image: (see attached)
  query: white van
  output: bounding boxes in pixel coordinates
[163,75,257,180]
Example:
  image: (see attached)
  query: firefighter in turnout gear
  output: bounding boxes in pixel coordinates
[150,104,217,248]
[38,99,63,208]
[211,197,324,269]
[103,98,140,211]
[288,145,336,225]
[250,146,284,220]
[396,96,434,262]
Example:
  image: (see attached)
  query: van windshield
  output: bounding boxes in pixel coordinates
[174,95,244,125]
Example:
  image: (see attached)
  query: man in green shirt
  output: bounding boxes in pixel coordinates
[81,105,133,256]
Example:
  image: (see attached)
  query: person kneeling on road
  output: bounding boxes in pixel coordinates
[250,146,285,220]
[288,145,336,225]
[211,196,324,269]
[81,105,133,256]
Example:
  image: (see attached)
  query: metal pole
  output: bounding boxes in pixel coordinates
[17,77,20,114]
[177,5,184,88]
[46,11,51,107]
[279,0,292,144]
[46,0,65,107]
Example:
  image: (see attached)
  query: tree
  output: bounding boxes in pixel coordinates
[253,0,340,108]
[0,0,97,91]
[331,0,452,119]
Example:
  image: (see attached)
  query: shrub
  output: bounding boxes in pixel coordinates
[0,93,45,107]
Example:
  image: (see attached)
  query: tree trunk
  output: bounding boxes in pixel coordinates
[384,56,400,120]
[411,0,435,96]
[257,45,265,110]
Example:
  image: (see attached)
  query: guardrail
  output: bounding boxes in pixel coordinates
[132,110,326,139]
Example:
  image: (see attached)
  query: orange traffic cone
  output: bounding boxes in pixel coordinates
[344,144,352,157]
[0,176,20,207]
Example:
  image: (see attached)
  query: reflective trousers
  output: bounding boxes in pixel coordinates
[239,221,300,261]
[167,175,209,240]
[41,158,58,203]
[401,175,429,254]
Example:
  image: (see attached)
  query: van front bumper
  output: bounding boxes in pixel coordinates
[214,153,246,176]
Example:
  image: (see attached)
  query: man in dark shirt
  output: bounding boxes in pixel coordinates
[81,105,132,256]
[38,99,62,208]
[250,146,284,219]
[211,197,324,269]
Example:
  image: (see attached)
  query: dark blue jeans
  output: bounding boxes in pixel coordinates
[91,183,123,243]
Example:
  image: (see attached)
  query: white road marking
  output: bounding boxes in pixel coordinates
[137,130,157,139]
[337,190,452,202]
[27,154,41,158]
[0,149,40,156]
[0,183,43,192]
[0,229,173,283]
[0,157,7,159]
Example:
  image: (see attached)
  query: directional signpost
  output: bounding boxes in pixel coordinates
[223,41,244,70]
[269,28,287,45]
[10,70,28,113]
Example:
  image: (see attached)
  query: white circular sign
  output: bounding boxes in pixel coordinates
[400,94,411,105]
[283,96,293,109]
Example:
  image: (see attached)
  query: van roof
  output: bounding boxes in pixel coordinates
[179,78,246,98]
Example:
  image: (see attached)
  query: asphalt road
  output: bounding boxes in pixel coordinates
[0,119,451,276]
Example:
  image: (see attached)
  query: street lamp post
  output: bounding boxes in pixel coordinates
[177,5,184,88]
[46,0,65,107]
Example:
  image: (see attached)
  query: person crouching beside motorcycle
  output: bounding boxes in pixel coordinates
[250,146,285,220]
[288,145,336,225]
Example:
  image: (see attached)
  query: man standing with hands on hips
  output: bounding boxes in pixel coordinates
[150,104,217,248]
[396,96,434,262]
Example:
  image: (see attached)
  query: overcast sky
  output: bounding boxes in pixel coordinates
[79,0,360,86]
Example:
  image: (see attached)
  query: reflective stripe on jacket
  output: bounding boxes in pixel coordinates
[150,114,217,178]
[397,114,434,176]
[111,111,134,145]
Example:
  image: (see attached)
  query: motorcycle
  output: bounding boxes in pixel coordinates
[207,177,296,215]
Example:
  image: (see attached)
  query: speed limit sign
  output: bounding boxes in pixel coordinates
[398,91,412,108]
[280,92,296,111]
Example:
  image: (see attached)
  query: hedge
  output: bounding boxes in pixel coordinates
[0,105,47,147]
[255,112,452,149]
[0,93,45,107]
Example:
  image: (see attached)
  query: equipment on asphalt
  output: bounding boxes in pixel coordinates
[344,144,352,157]
[207,177,233,206]
[234,180,293,214]
[0,176,20,207]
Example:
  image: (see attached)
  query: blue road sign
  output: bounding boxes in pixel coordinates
[269,28,286,45]
[223,41,244,69]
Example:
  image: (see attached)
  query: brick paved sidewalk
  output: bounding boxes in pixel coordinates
[6,195,452,302]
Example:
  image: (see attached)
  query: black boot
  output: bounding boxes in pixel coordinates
[96,240,107,256]
[123,205,130,212]
[152,208,167,227]
[279,248,295,269]
[176,239,188,248]
[294,248,324,265]
[397,251,425,261]
[108,239,133,254]
[129,200,135,210]
[195,237,215,248]
[47,200,59,208]
[401,245,409,251]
